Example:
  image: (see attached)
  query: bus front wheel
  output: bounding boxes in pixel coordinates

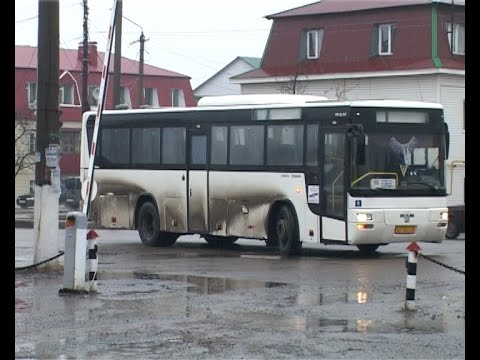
[445,221,460,239]
[269,205,300,256]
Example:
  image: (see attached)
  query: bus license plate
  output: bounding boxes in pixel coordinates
[395,225,416,234]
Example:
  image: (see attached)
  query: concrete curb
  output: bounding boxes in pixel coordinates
[15,220,95,229]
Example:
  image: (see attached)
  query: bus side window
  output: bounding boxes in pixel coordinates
[162,127,186,164]
[276,144,298,165]
[230,145,249,165]
[230,125,264,165]
[99,128,130,166]
[211,126,227,165]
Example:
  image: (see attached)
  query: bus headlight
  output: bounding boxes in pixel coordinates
[441,211,449,221]
[356,213,373,222]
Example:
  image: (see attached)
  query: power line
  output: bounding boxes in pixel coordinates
[15,15,38,24]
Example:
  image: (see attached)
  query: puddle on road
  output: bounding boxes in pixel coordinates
[237,310,461,334]
[104,271,287,295]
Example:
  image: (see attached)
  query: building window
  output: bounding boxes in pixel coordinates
[29,132,36,154]
[447,22,465,55]
[59,85,74,105]
[371,24,396,56]
[306,30,324,59]
[60,131,80,154]
[144,88,159,107]
[88,85,100,106]
[119,86,132,108]
[171,89,185,107]
[27,82,37,106]
[379,24,392,55]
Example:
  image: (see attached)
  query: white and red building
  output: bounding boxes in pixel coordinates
[15,42,196,204]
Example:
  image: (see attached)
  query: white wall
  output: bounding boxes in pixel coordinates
[194,60,255,97]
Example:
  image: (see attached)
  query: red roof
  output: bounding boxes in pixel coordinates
[15,45,190,79]
[267,0,465,18]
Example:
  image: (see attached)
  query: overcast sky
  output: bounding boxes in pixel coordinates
[15,0,316,89]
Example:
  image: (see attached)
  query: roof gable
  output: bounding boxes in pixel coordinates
[267,0,465,18]
[15,45,189,79]
[238,57,261,68]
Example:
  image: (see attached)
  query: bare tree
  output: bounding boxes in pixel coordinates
[15,112,36,179]
[323,79,357,100]
[275,61,307,95]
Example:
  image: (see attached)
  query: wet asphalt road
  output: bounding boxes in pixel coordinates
[15,228,465,359]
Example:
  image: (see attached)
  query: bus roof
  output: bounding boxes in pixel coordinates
[197,94,329,106]
[82,96,443,123]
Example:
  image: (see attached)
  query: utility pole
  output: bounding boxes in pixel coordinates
[113,0,122,107]
[125,16,148,108]
[34,0,61,267]
[138,32,145,107]
[35,0,60,183]
[81,0,90,113]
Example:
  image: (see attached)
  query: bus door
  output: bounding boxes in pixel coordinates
[187,126,209,233]
[320,130,347,241]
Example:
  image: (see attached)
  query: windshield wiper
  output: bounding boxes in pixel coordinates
[405,181,440,190]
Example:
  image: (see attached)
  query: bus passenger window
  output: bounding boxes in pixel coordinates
[132,128,161,165]
[211,126,227,165]
[162,127,186,164]
[191,135,207,165]
[100,128,130,165]
[266,124,303,165]
[230,125,264,165]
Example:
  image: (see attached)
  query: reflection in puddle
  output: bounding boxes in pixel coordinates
[131,272,286,294]
[243,312,452,334]
[357,291,368,304]
[290,290,370,306]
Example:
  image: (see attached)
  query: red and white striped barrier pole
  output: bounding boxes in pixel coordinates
[86,229,99,292]
[81,0,117,294]
[405,241,421,311]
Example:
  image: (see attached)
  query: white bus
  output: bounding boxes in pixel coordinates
[80,94,450,255]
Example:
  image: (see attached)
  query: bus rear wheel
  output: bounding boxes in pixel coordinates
[137,202,177,247]
[269,205,300,256]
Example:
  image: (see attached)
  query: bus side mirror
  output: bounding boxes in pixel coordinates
[444,123,450,159]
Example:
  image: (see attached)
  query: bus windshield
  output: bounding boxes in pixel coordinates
[350,132,446,195]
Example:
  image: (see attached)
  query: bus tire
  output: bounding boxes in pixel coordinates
[137,202,162,246]
[269,205,299,256]
[445,221,460,239]
[356,244,379,254]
